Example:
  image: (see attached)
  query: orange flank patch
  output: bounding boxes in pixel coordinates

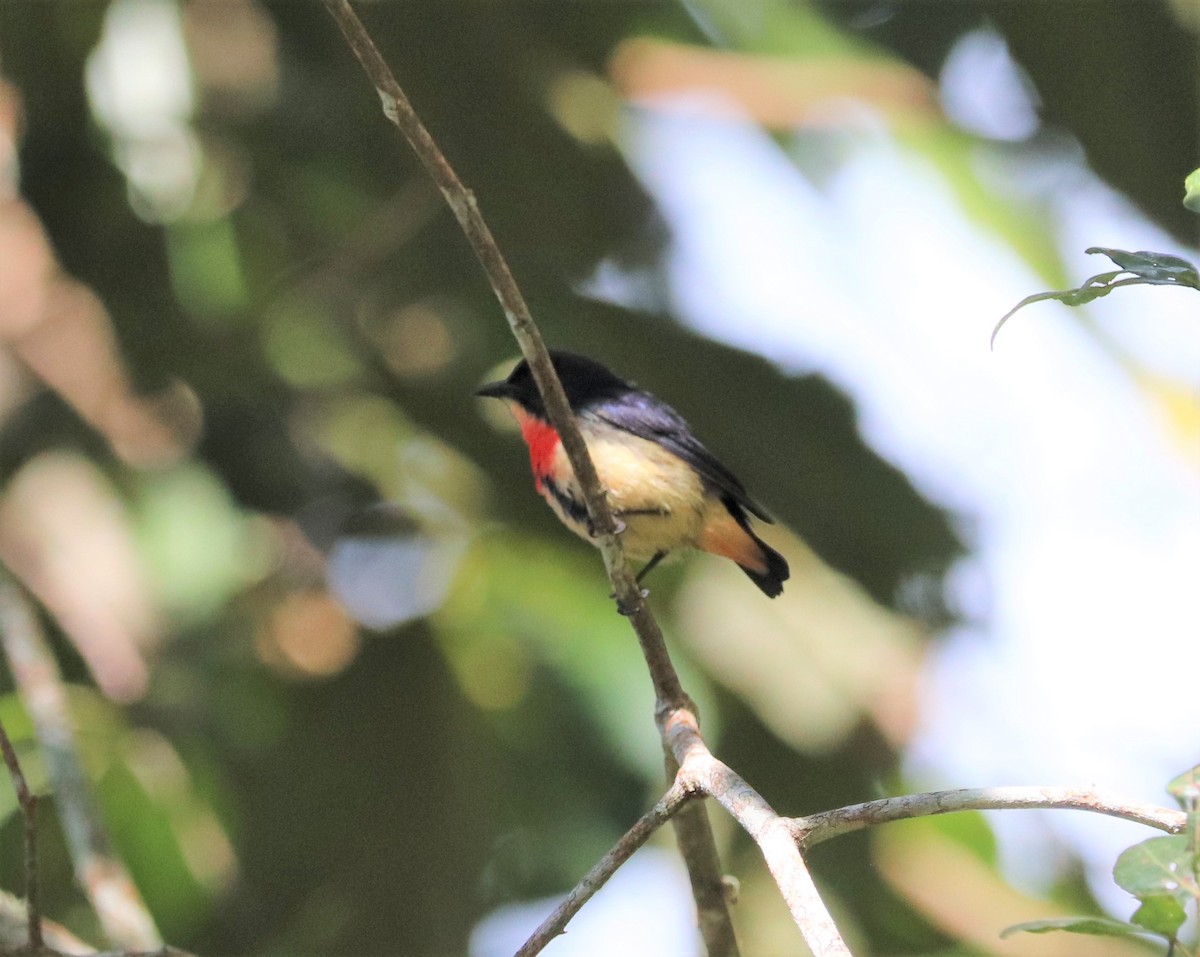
[698,509,767,574]
[513,408,561,483]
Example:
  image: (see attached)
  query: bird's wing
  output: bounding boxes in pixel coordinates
[592,391,774,524]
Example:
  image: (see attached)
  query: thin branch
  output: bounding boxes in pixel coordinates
[665,709,852,957]
[516,782,696,957]
[793,786,1187,847]
[320,6,739,955]
[0,716,41,949]
[318,0,691,714]
[0,572,163,951]
[663,750,742,957]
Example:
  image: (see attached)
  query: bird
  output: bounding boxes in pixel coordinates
[476,350,790,597]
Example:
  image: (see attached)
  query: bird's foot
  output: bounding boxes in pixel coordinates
[614,588,650,616]
[586,515,627,538]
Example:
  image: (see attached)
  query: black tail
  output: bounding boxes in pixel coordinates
[740,532,790,598]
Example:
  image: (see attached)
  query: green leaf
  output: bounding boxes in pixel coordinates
[1131,895,1187,937]
[1167,765,1200,809]
[925,807,999,868]
[1114,835,1198,903]
[1185,167,1200,213]
[1085,247,1200,285]
[992,247,1200,348]
[1000,916,1151,939]
[990,277,1119,348]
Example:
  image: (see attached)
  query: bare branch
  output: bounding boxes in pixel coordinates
[0,715,42,949]
[664,756,742,957]
[516,782,696,957]
[665,709,852,957]
[794,786,1187,846]
[0,573,163,950]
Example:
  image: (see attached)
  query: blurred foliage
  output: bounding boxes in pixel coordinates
[1004,767,1200,954]
[822,0,1197,245]
[1186,167,1200,213]
[0,0,1192,954]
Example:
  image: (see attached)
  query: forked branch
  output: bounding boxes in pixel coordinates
[316,10,1190,957]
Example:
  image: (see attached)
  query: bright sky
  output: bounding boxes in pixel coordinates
[599,30,1200,919]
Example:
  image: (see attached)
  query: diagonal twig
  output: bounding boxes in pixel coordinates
[319,4,746,953]
[0,715,42,950]
[516,781,696,956]
[0,571,163,950]
[663,749,742,956]
[318,0,690,712]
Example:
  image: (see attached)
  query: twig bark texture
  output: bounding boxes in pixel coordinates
[795,785,1186,846]
[515,781,696,957]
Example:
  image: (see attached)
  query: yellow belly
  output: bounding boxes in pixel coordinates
[542,416,707,560]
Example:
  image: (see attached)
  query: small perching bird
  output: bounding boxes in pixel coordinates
[476,350,789,597]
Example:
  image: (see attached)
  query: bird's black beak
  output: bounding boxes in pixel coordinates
[475,379,515,400]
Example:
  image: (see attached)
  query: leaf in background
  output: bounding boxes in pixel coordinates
[992,247,1200,347]
[1113,835,1197,905]
[999,916,1150,939]
[134,464,272,624]
[436,531,712,778]
[1085,247,1200,285]
[677,532,922,754]
[1184,167,1200,212]
[924,807,999,869]
[0,452,159,702]
[1167,765,1200,809]
[102,733,229,941]
[1167,764,1200,867]
[1130,895,1186,938]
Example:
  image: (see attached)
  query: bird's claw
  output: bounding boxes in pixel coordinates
[614,587,650,616]
[587,515,627,539]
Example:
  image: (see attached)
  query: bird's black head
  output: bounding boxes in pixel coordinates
[475,350,631,416]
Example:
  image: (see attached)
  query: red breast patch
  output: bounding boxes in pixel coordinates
[514,410,561,485]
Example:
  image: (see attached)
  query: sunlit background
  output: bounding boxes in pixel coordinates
[0,1,1196,955]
